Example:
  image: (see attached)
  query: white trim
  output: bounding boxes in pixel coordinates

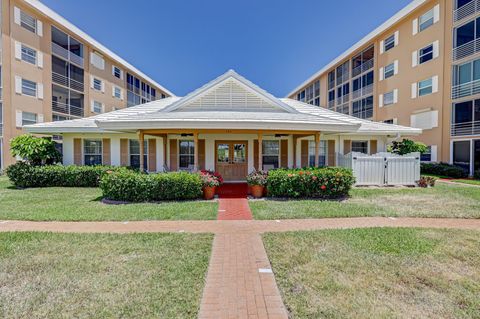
[432,75,439,93]
[37,83,44,99]
[379,67,384,81]
[393,89,398,104]
[37,51,44,68]
[14,41,22,60]
[412,18,419,35]
[432,40,439,59]
[380,40,385,54]
[394,31,399,46]
[15,76,22,94]
[16,110,22,127]
[38,113,44,123]
[14,6,21,25]
[411,83,418,99]
[433,4,440,24]
[36,20,43,37]
[412,50,418,67]
[379,94,384,107]
[393,60,399,75]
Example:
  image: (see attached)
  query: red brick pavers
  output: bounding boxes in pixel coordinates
[217,183,253,221]
[198,233,287,319]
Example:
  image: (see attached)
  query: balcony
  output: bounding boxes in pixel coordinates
[454,0,479,23]
[51,42,84,67]
[52,101,84,117]
[352,58,374,78]
[451,120,480,136]
[52,72,84,92]
[336,94,350,105]
[452,38,480,61]
[328,100,335,109]
[352,84,373,100]
[336,73,350,86]
[451,79,480,99]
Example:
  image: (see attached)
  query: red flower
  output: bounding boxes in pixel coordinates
[306,171,311,175]
[299,171,304,176]
[321,185,327,190]
[312,176,318,181]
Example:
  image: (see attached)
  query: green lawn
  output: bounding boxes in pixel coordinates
[264,228,480,318]
[0,176,217,221]
[251,183,480,219]
[0,232,212,319]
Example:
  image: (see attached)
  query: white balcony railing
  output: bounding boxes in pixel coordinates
[352,84,373,100]
[453,38,480,61]
[336,73,350,86]
[52,101,84,117]
[451,79,480,99]
[451,120,480,136]
[52,72,84,92]
[328,100,335,108]
[51,42,84,67]
[336,94,350,105]
[352,58,374,77]
[454,0,479,23]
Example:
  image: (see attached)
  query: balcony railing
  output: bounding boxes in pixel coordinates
[328,100,335,109]
[52,72,84,92]
[336,94,350,105]
[0,123,3,137]
[352,84,373,100]
[52,101,84,117]
[352,58,374,78]
[451,120,480,136]
[454,0,479,23]
[336,73,350,86]
[51,42,84,67]
[328,80,335,90]
[451,79,480,99]
[453,38,480,61]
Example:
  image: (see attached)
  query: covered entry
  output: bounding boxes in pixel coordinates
[215,140,248,181]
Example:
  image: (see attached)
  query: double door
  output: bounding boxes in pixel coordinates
[215,141,248,182]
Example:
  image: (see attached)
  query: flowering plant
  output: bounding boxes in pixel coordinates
[246,170,268,186]
[200,173,220,187]
[200,170,224,185]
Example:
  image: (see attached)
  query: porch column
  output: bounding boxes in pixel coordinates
[194,132,199,171]
[258,132,263,171]
[292,135,298,168]
[138,130,145,172]
[315,132,321,167]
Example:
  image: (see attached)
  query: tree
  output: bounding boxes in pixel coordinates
[389,139,428,155]
[10,134,61,166]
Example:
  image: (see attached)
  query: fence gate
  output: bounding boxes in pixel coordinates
[351,155,385,185]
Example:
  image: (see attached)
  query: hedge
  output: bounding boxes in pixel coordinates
[266,167,355,199]
[474,169,480,180]
[100,170,203,202]
[6,162,127,188]
[420,162,468,179]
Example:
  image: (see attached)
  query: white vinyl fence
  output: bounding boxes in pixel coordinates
[337,152,420,186]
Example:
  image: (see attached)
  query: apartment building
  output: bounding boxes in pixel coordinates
[288,0,480,176]
[0,0,173,169]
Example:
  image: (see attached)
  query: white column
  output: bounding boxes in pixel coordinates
[110,137,121,166]
[62,134,74,165]
[288,136,294,168]
[156,137,164,172]
[205,138,215,171]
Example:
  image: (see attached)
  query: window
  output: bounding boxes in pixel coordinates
[262,140,280,169]
[453,140,471,171]
[352,96,373,119]
[308,141,327,166]
[383,91,395,106]
[93,78,102,91]
[384,34,396,52]
[21,45,37,65]
[114,86,122,99]
[179,140,195,169]
[328,71,335,89]
[352,141,368,154]
[21,79,37,96]
[297,90,305,102]
[112,66,122,79]
[90,52,105,70]
[22,112,37,126]
[20,10,37,33]
[83,139,102,166]
[421,146,432,162]
[418,78,433,96]
[384,63,395,79]
[419,44,434,64]
[383,119,395,124]
[129,139,147,170]
[419,8,434,32]
[453,58,480,87]
[93,101,103,113]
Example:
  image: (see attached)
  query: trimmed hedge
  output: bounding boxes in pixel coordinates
[6,162,126,188]
[267,167,355,199]
[475,169,480,180]
[420,162,468,179]
[100,171,203,202]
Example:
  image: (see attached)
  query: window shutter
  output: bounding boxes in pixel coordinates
[37,51,43,68]
[412,18,418,35]
[379,94,384,108]
[433,40,440,59]
[101,81,105,93]
[37,83,44,99]
[379,67,384,81]
[412,50,418,67]
[14,7,21,25]
[36,20,43,36]
[112,86,115,97]
[433,4,440,24]
[101,103,105,113]
[38,113,44,123]
[16,110,23,127]
[111,65,115,76]
[15,76,22,94]
[430,145,438,162]
[394,60,399,75]
[120,70,124,80]
[120,89,124,100]
[393,89,398,103]
[394,31,399,46]
[90,100,95,112]
[432,76,439,93]
[380,40,385,54]
[90,75,94,89]
[14,41,21,60]
[411,83,418,99]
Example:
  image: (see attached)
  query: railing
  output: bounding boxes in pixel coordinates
[352,58,374,77]
[328,100,335,108]
[336,73,350,86]
[454,0,479,23]
[52,72,84,92]
[451,120,480,136]
[51,42,84,67]
[336,94,350,105]
[0,123,3,137]
[352,84,373,100]
[451,79,480,99]
[453,38,480,61]
[52,101,84,117]
[328,80,335,90]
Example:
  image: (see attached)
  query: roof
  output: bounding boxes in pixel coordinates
[286,0,428,97]
[26,70,421,136]
[24,0,175,97]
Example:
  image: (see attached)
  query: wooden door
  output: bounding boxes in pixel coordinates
[215,141,248,182]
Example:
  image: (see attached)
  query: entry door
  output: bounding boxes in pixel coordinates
[215,141,248,182]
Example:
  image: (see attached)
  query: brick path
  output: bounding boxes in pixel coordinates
[217,183,253,221]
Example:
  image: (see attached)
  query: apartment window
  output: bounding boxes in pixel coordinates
[308,141,327,166]
[129,139,147,170]
[453,140,471,171]
[114,87,122,99]
[419,44,434,64]
[337,103,350,115]
[21,45,37,65]
[456,0,474,9]
[20,10,37,33]
[421,146,432,162]
[351,45,375,77]
[51,26,84,59]
[419,9,434,32]
[314,97,320,106]
[262,140,280,169]
[93,78,102,91]
[352,141,368,154]
[328,90,335,103]
[21,79,37,97]
[179,140,195,169]
[84,139,102,166]
[328,71,335,90]
[297,90,306,102]
[92,101,103,113]
[384,91,395,106]
[452,99,480,136]
[352,96,373,119]
[112,66,122,79]
[22,112,37,126]
[453,58,480,87]
[384,34,396,52]
[384,63,395,79]
[418,78,433,96]
[336,61,350,85]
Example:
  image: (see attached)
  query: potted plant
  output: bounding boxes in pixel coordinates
[200,173,220,200]
[246,170,268,198]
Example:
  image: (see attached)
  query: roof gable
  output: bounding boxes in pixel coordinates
[162,70,298,113]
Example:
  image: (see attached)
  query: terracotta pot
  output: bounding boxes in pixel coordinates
[250,185,264,198]
[203,186,216,200]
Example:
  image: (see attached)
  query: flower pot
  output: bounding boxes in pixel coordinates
[203,186,216,200]
[250,185,264,198]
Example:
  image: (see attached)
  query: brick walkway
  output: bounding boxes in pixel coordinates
[217,183,253,221]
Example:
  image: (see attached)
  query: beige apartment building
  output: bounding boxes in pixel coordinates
[288,0,480,176]
[0,0,173,168]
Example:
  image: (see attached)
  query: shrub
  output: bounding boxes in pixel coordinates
[246,170,268,186]
[100,171,203,202]
[10,134,61,165]
[266,167,355,199]
[6,162,125,188]
[389,139,428,155]
[420,162,468,178]
[417,176,437,188]
[474,169,480,180]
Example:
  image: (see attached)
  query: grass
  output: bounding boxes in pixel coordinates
[0,232,212,319]
[251,183,480,219]
[449,179,480,186]
[0,176,217,221]
[263,228,480,319]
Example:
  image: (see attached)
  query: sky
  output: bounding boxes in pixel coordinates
[41,0,412,97]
